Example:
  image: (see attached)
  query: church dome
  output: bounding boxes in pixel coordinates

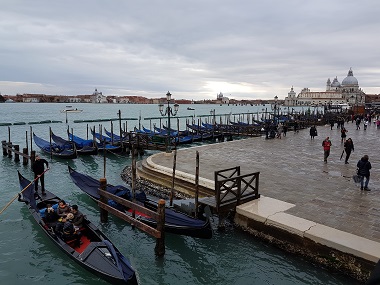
[342,68,358,86]
[331,77,340,88]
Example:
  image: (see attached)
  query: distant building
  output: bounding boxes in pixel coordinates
[91,88,107,103]
[284,68,366,106]
[217,92,229,104]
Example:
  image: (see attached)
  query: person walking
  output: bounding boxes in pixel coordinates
[364,118,369,130]
[330,120,334,130]
[355,117,361,130]
[276,124,283,139]
[309,125,317,140]
[283,124,288,137]
[322,137,332,163]
[32,155,49,195]
[357,155,372,191]
[310,126,318,140]
[340,127,348,143]
[343,138,354,164]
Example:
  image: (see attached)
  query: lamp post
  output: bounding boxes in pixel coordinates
[159,91,179,153]
[210,109,216,125]
[272,95,278,125]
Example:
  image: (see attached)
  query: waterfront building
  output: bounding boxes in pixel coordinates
[284,68,366,106]
[217,92,229,104]
[91,88,107,103]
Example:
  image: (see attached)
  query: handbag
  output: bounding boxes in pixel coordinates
[352,175,361,183]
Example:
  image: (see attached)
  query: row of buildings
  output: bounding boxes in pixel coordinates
[284,68,375,106]
[1,89,193,104]
[1,68,379,106]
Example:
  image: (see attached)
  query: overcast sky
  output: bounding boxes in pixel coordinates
[1,1,380,100]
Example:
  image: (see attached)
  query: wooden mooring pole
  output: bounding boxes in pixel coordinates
[99,178,108,223]
[14,145,20,162]
[2,141,7,156]
[155,199,166,256]
[194,151,199,218]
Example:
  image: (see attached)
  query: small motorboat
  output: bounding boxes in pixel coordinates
[60,106,83,113]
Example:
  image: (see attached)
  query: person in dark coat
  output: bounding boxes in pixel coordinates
[32,155,49,195]
[309,125,317,140]
[343,138,354,164]
[70,205,84,229]
[357,155,372,191]
[44,203,59,227]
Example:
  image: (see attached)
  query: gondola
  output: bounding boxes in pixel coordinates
[69,133,120,153]
[90,130,123,153]
[52,132,98,155]
[68,166,213,239]
[33,133,77,159]
[104,128,132,143]
[17,171,138,285]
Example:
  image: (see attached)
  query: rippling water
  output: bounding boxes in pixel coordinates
[0,103,359,285]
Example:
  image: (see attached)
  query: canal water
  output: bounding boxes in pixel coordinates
[0,103,359,284]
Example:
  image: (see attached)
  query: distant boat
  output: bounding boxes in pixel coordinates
[187,107,195,110]
[60,106,83,113]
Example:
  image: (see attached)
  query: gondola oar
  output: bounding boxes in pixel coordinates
[0,168,49,215]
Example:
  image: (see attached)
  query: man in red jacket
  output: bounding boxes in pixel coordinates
[322,137,332,163]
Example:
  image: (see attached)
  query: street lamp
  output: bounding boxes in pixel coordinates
[210,109,216,125]
[158,91,179,153]
[272,95,278,125]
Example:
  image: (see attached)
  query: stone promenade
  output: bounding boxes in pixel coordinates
[148,120,380,244]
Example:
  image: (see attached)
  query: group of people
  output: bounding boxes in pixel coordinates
[321,128,372,191]
[44,200,84,247]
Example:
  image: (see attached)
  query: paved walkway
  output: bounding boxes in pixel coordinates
[149,120,380,243]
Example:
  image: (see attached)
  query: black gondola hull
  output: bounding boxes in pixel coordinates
[17,171,138,285]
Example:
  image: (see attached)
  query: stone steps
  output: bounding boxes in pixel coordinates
[137,157,215,198]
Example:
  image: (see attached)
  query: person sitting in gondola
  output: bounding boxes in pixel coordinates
[70,205,84,229]
[61,213,82,247]
[57,200,70,218]
[44,203,59,227]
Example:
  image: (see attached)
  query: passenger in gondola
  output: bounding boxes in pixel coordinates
[57,200,70,218]
[44,203,59,227]
[70,205,84,229]
[58,213,82,247]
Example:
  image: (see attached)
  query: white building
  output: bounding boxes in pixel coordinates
[217,92,229,104]
[91,88,107,103]
[23,97,39,103]
[284,68,365,106]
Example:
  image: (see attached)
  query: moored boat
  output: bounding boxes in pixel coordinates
[51,132,98,155]
[68,166,213,239]
[33,133,77,159]
[17,171,138,285]
[60,106,83,113]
